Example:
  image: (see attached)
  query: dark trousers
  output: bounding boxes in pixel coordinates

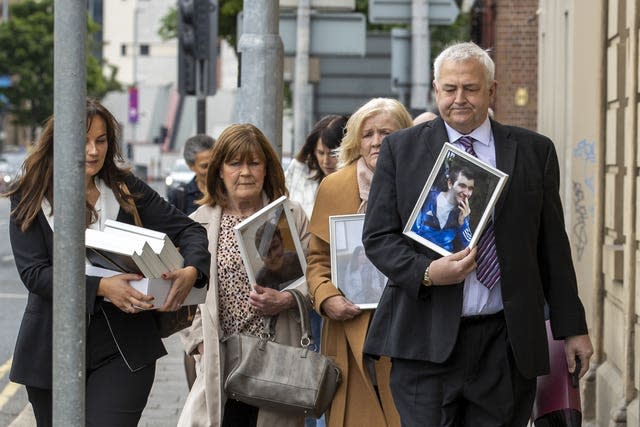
[27,310,156,427]
[390,312,536,427]
[222,399,259,427]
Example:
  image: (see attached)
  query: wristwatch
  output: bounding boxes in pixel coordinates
[422,266,433,287]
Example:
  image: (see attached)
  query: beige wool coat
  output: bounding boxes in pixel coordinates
[178,199,310,427]
[307,163,400,427]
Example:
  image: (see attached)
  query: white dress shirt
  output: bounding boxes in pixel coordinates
[444,118,504,316]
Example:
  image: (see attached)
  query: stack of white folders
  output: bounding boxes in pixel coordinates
[85,220,205,308]
[85,219,184,279]
[86,265,206,309]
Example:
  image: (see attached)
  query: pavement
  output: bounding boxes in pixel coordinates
[8,334,190,427]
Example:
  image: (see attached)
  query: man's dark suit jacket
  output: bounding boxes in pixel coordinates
[362,117,588,379]
[9,174,210,389]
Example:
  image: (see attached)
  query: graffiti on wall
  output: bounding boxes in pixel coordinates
[571,139,596,261]
[572,181,588,260]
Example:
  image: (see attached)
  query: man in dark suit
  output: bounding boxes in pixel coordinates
[362,42,593,426]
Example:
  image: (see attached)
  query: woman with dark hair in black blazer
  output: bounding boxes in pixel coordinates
[4,98,210,427]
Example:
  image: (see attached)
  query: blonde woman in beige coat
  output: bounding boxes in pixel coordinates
[178,124,310,427]
[307,98,413,427]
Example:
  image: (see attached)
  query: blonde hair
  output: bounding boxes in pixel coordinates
[338,98,413,167]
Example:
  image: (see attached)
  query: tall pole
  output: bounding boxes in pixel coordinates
[293,0,311,154]
[53,1,86,425]
[236,0,284,157]
[2,0,8,22]
[411,0,430,111]
[196,48,207,134]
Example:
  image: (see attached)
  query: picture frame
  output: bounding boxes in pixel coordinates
[234,196,307,291]
[329,214,387,309]
[403,143,508,257]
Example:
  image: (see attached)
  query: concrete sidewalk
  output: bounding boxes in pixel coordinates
[9,334,190,427]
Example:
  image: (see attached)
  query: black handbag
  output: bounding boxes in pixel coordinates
[223,289,342,418]
[154,304,198,338]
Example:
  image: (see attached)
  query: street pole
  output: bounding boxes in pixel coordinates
[2,0,8,22]
[411,0,430,111]
[391,27,411,108]
[293,0,311,154]
[196,56,207,134]
[236,0,284,157]
[53,1,86,425]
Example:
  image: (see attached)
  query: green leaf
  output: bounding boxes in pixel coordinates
[0,0,122,134]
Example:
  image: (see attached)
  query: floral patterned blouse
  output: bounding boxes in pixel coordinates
[217,213,263,338]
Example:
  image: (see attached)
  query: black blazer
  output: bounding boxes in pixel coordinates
[362,118,588,379]
[9,174,210,389]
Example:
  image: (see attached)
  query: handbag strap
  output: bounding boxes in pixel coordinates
[261,288,314,349]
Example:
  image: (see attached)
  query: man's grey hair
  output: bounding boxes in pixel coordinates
[433,42,495,85]
[183,134,215,166]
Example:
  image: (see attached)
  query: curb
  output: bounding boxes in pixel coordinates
[8,403,34,427]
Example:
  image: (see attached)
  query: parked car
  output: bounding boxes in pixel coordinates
[0,150,26,192]
[164,158,195,196]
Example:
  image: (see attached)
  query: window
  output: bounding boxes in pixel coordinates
[140,44,150,56]
[121,44,127,56]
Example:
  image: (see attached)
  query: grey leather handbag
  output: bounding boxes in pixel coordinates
[223,288,342,419]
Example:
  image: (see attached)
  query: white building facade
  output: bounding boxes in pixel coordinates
[102,0,178,87]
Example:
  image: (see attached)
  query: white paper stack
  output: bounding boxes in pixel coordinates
[85,220,184,279]
[86,265,206,308]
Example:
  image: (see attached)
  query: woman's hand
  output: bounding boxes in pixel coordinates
[249,284,295,316]
[157,266,199,312]
[320,295,360,321]
[97,273,155,314]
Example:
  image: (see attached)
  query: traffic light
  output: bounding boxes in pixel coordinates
[178,0,218,96]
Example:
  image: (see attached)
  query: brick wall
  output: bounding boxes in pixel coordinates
[488,0,539,130]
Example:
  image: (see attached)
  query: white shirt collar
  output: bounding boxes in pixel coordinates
[95,177,120,230]
[444,116,493,147]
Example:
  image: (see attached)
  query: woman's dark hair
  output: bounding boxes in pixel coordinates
[294,114,348,182]
[5,98,136,231]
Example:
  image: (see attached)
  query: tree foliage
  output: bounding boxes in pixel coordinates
[158,0,242,48]
[0,0,122,133]
[158,6,177,41]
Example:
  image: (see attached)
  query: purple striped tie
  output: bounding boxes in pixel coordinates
[457,136,501,290]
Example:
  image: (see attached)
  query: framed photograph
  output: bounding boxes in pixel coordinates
[403,143,508,257]
[234,196,307,291]
[329,214,387,309]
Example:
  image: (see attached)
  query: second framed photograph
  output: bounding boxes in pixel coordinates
[329,214,387,309]
[234,196,307,291]
[403,143,508,257]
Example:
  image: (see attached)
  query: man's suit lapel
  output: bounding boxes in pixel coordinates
[491,120,517,219]
[424,118,449,159]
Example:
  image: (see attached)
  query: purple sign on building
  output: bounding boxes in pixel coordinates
[128,86,139,124]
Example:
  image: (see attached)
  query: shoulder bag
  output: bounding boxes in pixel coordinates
[223,288,342,419]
